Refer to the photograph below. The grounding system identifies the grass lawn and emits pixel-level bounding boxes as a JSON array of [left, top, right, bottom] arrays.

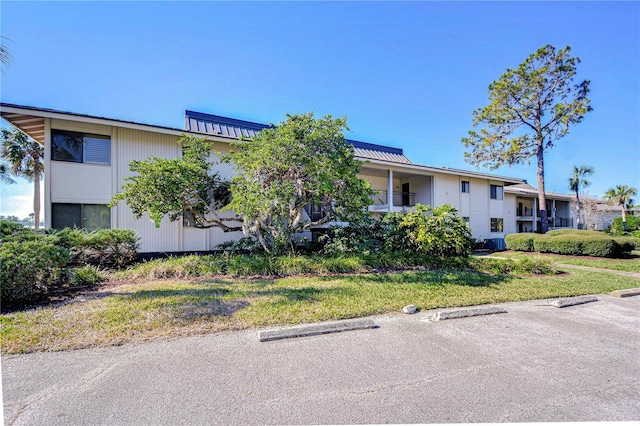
[[485, 251, 640, 273], [2, 267, 639, 354]]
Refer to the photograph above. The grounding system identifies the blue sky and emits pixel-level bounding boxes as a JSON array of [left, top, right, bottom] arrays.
[[1, 1, 639, 218]]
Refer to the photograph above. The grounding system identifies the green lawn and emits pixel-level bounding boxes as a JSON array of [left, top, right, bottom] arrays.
[[485, 251, 640, 273], [2, 268, 638, 354]]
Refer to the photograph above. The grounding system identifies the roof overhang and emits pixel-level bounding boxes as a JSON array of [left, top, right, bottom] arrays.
[[359, 157, 525, 184], [0, 103, 235, 145]]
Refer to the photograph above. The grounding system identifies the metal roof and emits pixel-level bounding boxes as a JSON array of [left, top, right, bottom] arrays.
[[505, 183, 574, 200], [184, 110, 412, 164], [0, 103, 525, 184]]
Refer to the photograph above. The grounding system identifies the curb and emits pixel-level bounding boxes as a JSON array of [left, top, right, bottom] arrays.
[[258, 318, 377, 342], [424, 306, 507, 322], [548, 295, 598, 308], [611, 288, 640, 298]]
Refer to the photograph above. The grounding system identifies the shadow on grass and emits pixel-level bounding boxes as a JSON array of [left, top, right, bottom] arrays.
[[323, 269, 511, 288]]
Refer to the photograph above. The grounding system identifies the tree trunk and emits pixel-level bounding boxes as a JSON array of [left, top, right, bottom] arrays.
[[536, 145, 549, 234], [575, 193, 581, 229], [621, 206, 627, 231], [33, 157, 41, 231]]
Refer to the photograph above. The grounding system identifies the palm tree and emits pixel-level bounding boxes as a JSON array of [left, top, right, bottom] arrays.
[[0, 164, 16, 184], [603, 185, 638, 231], [0, 36, 11, 72], [568, 165, 594, 229], [1, 128, 44, 230]]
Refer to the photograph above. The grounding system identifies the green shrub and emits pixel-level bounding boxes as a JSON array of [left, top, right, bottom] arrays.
[[0, 220, 41, 243], [580, 237, 616, 257], [471, 256, 558, 275], [321, 217, 385, 255], [69, 265, 105, 286], [505, 233, 538, 251], [83, 229, 140, 267], [0, 239, 70, 306], [534, 235, 583, 255], [383, 204, 474, 257], [51, 228, 139, 267], [609, 215, 640, 233], [507, 229, 635, 258], [217, 237, 264, 254], [546, 229, 603, 237]]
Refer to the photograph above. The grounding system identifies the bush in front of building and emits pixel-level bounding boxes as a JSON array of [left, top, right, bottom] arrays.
[[606, 215, 640, 234], [0, 238, 70, 305], [506, 229, 635, 257], [504, 233, 539, 252], [0, 221, 138, 309], [54, 228, 140, 267], [382, 204, 475, 257]]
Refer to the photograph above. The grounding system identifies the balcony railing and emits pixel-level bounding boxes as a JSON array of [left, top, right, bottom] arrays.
[[304, 203, 328, 222], [372, 190, 416, 207], [550, 217, 573, 228], [516, 207, 534, 217]]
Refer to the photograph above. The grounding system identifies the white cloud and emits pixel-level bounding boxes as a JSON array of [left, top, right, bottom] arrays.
[[0, 179, 44, 219]]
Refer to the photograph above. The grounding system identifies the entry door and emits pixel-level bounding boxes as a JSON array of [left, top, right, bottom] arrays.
[[402, 182, 410, 206]]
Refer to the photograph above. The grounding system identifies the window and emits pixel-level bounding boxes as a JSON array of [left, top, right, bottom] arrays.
[[461, 181, 470, 193], [183, 209, 198, 227], [490, 218, 504, 233], [52, 130, 111, 165], [52, 203, 111, 231], [490, 185, 503, 200], [462, 216, 470, 223]]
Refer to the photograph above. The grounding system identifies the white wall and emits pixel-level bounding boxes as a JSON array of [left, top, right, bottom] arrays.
[[433, 174, 509, 241]]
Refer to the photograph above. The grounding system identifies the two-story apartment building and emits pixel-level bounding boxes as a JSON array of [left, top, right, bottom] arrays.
[[1, 103, 576, 253]]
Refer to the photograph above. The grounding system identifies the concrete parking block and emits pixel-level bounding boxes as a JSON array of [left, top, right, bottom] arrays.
[[611, 288, 640, 298], [258, 318, 377, 342], [549, 295, 598, 308], [430, 306, 507, 321]]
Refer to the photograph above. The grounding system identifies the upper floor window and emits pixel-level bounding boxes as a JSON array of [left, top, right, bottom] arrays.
[[490, 185, 503, 200], [461, 181, 470, 193], [52, 130, 111, 165]]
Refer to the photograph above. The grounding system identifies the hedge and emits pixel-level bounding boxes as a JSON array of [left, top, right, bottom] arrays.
[[504, 233, 538, 252], [506, 230, 635, 258]]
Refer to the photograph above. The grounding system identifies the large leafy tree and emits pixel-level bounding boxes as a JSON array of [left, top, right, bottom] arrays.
[[603, 185, 637, 231], [462, 44, 592, 233], [110, 135, 242, 232], [1, 128, 44, 230], [568, 164, 594, 229], [223, 113, 373, 253]]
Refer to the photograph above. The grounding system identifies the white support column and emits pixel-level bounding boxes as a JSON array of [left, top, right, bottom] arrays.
[[44, 118, 52, 229], [552, 199, 556, 228], [532, 198, 537, 232], [387, 169, 394, 213]]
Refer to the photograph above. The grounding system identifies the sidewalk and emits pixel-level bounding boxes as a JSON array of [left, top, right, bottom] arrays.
[[555, 263, 640, 279]]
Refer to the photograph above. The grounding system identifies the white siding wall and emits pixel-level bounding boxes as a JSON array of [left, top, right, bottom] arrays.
[[49, 119, 113, 205], [503, 193, 517, 235], [469, 178, 490, 240], [114, 128, 182, 252], [433, 173, 461, 209]]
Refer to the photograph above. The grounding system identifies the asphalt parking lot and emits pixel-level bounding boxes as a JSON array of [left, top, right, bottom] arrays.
[[2, 294, 639, 425]]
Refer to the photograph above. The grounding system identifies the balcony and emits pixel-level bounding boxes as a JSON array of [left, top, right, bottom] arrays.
[[550, 217, 573, 228], [372, 190, 416, 207], [516, 207, 534, 217]]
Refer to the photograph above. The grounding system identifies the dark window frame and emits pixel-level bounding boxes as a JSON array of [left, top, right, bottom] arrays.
[[51, 129, 111, 165], [490, 185, 504, 200], [490, 217, 504, 233], [461, 181, 470, 193], [52, 203, 111, 231]]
